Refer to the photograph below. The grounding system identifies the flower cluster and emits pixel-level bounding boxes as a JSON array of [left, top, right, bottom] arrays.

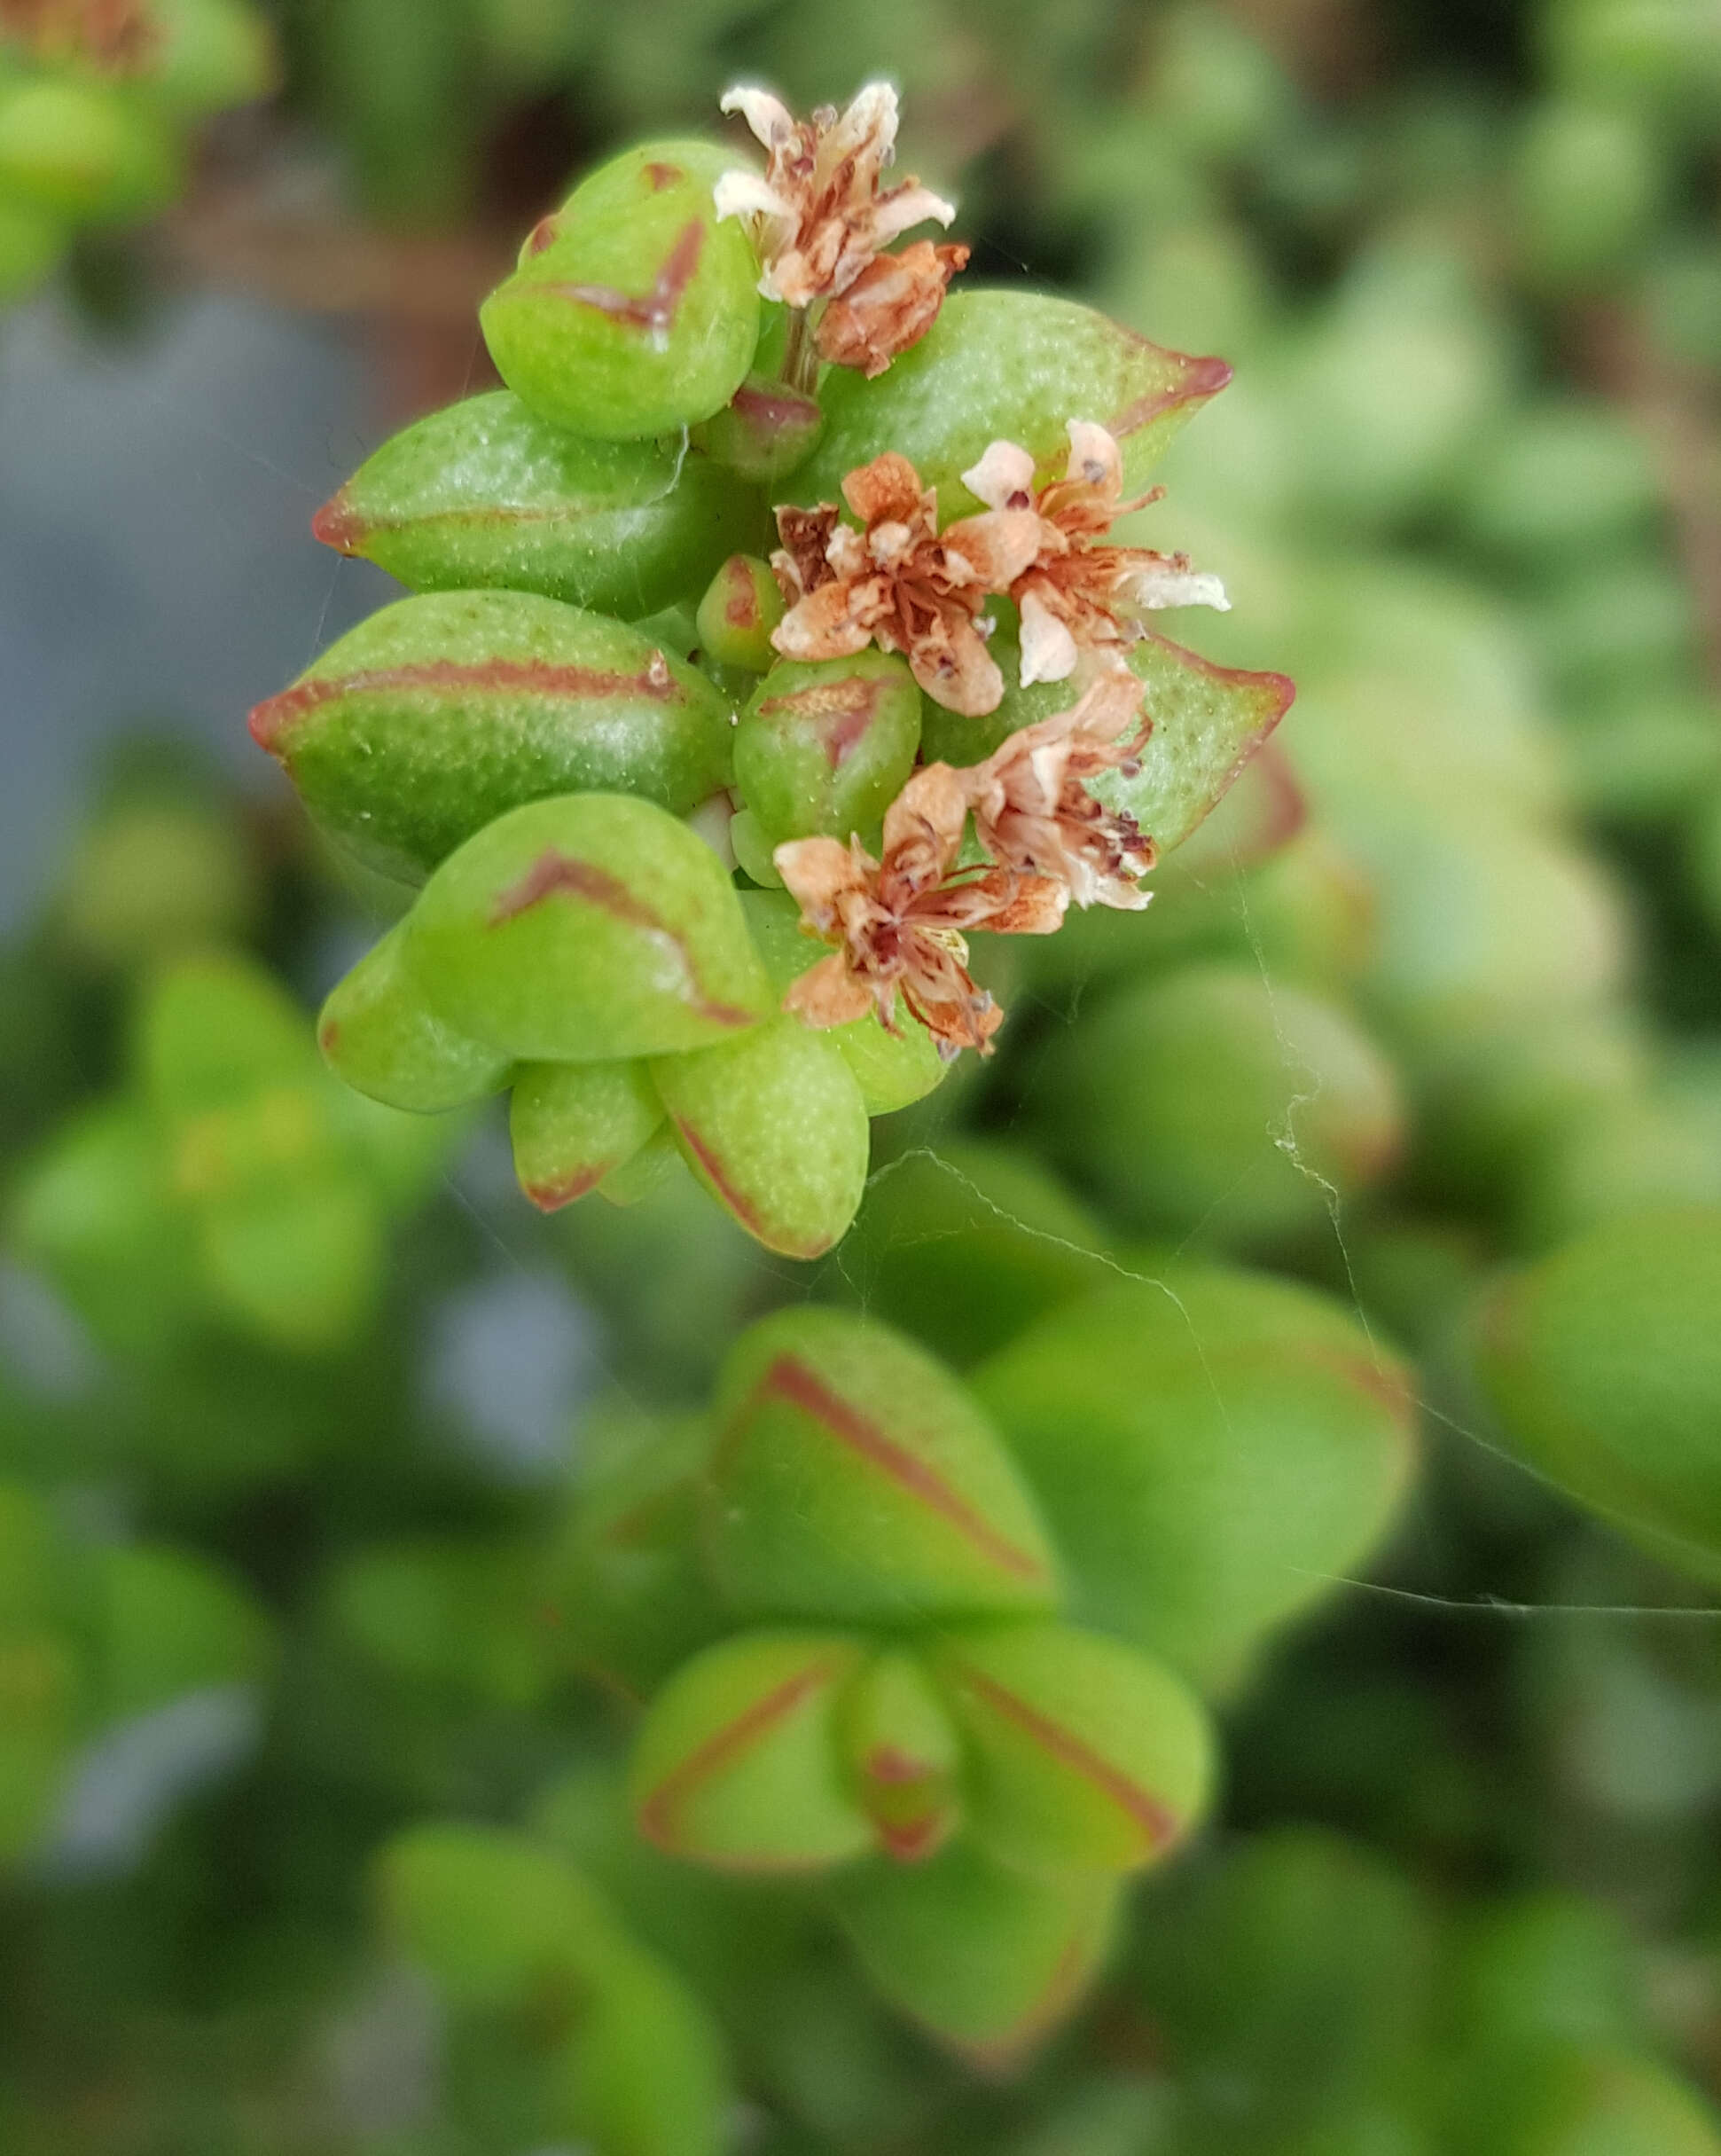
[[773, 420, 1228, 713], [715, 82, 967, 380], [777, 671, 1159, 1056]]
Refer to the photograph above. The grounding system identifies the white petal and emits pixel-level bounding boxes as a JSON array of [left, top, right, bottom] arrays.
[[834, 81, 900, 163], [720, 85, 794, 149], [712, 169, 792, 223], [869, 183, 958, 242], [961, 439, 1038, 512], [1019, 591, 1080, 685], [1130, 567, 1231, 612], [1065, 419, 1123, 490]]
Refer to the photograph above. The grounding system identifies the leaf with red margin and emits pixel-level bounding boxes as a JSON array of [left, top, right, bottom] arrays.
[[628, 1630, 872, 1872], [790, 290, 1232, 516], [925, 631, 1295, 858], [926, 1619, 1216, 1878]]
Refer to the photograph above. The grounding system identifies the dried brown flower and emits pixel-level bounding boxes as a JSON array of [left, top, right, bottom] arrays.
[[714, 82, 957, 310], [962, 422, 1230, 686], [774, 762, 1067, 1057], [815, 239, 970, 377], [770, 451, 1041, 716], [964, 672, 1158, 911]]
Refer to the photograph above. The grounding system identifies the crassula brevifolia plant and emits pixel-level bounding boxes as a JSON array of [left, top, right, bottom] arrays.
[[236, 79, 1349, 2107], [253, 79, 1293, 1262]]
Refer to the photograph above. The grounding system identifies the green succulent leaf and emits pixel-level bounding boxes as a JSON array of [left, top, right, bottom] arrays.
[[249, 591, 738, 883], [480, 140, 761, 439], [651, 1015, 871, 1259], [318, 920, 514, 1116], [794, 290, 1232, 516], [404, 793, 772, 1064], [973, 1267, 1417, 1690], [314, 391, 760, 616], [1468, 1206, 1721, 1585], [831, 1838, 1123, 2066], [707, 1305, 1062, 1623], [629, 1629, 873, 1872], [926, 1619, 1216, 1878]]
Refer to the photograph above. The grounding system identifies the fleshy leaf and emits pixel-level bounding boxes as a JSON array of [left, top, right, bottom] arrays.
[[793, 290, 1232, 516], [831, 1838, 1122, 2065], [973, 1266, 1417, 1691], [480, 140, 761, 440], [925, 1619, 1215, 1878], [404, 794, 772, 1064], [923, 631, 1295, 856], [706, 1306, 1061, 1622], [314, 390, 760, 616], [629, 1629, 872, 1872], [511, 1060, 665, 1213], [650, 1015, 870, 1259], [318, 920, 514, 1116], [249, 591, 737, 883], [1468, 1206, 1721, 1586]]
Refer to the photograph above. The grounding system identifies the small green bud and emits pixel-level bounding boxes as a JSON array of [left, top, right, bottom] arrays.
[[318, 920, 513, 1115], [973, 1269, 1416, 1689], [249, 591, 738, 882], [314, 392, 757, 616], [838, 1650, 964, 1864], [927, 1619, 1214, 1878], [738, 889, 946, 1115], [707, 1306, 1061, 1622], [1039, 963, 1405, 1250], [598, 1122, 684, 1208], [699, 372, 825, 484], [694, 554, 786, 674], [831, 1838, 1122, 2065], [481, 140, 761, 439], [794, 290, 1232, 514], [404, 793, 771, 1064], [511, 1059, 664, 1213], [650, 1015, 870, 1258], [1468, 1207, 1721, 1582], [729, 806, 783, 889], [736, 653, 923, 850], [629, 1630, 873, 1871]]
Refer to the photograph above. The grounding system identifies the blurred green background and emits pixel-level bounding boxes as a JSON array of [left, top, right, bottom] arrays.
[[4, 0, 1721, 2150]]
